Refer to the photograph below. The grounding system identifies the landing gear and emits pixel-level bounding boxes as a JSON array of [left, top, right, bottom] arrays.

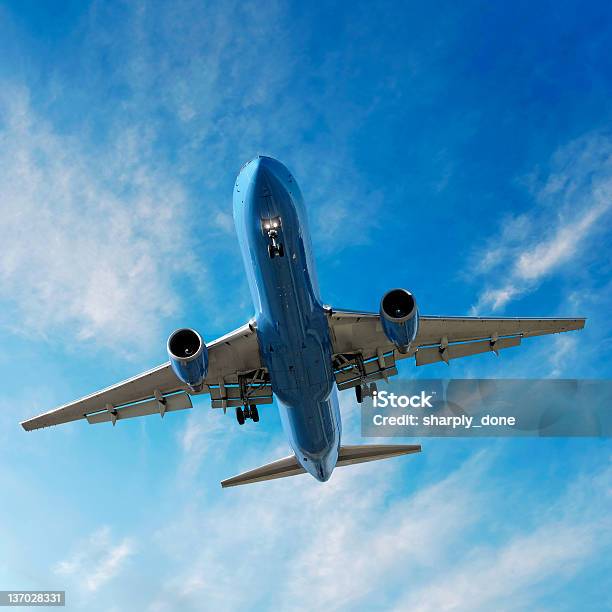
[[263, 217, 284, 258], [268, 241, 284, 258], [355, 382, 378, 404], [267, 234, 284, 258], [236, 405, 260, 424], [236, 406, 245, 425]]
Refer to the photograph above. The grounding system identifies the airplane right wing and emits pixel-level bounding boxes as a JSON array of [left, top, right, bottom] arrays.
[[412, 315, 586, 365], [21, 323, 267, 430], [328, 309, 585, 390]]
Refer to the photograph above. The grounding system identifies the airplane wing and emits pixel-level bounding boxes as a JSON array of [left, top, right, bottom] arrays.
[[328, 309, 585, 390], [21, 323, 266, 431]]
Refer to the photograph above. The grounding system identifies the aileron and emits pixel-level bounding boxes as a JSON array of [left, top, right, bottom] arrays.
[[415, 315, 586, 346]]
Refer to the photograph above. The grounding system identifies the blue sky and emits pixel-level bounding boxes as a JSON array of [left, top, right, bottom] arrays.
[[0, 1, 611, 610]]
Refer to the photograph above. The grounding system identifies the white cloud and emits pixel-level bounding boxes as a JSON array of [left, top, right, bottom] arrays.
[[547, 334, 578, 377], [150, 451, 470, 608], [212, 211, 235, 234], [141, 445, 611, 612], [405, 522, 597, 612], [514, 203, 607, 282], [0, 0, 385, 353], [400, 465, 612, 612], [54, 526, 135, 592], [0, 86, 199, 353], [177, 408, 231, 481], [470, 131, 612, 314]]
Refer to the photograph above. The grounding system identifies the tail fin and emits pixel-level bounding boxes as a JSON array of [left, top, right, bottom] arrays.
[[221, 444, 421, 488]]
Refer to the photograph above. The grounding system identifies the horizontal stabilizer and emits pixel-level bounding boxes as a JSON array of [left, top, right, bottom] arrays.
[[221, 444, 421, 488], [337, 444, 421, 466]]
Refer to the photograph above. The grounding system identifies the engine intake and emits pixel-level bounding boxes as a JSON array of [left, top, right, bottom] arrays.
[[167, 328, 208, 390], [380, 288, 419, 354]]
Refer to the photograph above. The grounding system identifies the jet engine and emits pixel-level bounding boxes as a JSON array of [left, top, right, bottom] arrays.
[[167, 328, 208, 390], [379, 288, 419, 354]]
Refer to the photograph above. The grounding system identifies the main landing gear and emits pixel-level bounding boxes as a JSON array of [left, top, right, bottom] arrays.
[[236, 405, 260, 425], [355, 382, 378, 404]]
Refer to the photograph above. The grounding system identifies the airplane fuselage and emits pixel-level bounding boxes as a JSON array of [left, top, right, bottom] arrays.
[[233, 156, 341, 481]]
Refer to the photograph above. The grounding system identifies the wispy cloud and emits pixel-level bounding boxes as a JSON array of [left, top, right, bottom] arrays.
[[469, 131, 612, 313], [54, 526, 135, 592], [0, 86, 197, 353], [402, 464, 612, 611], [145, 447, 611, 611], [211, 211, 235, 235], [407, 521, 599, 612], [0, 0, 385, 352], [177, 408, 232, 481]]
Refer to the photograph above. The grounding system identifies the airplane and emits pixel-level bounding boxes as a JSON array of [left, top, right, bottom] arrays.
[[21, 156, 586, 487]]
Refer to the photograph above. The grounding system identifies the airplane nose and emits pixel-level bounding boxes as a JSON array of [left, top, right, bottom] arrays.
[[238, 156, 295, 203], [249, 157, 295, 216], [250, 157, 277, 193], [256, 154, 298, 183], [249, 155, 276, 177]]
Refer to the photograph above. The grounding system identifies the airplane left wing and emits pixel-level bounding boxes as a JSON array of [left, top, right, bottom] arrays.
[[328, 309, 585, 390], [21, 323, 264, 430]]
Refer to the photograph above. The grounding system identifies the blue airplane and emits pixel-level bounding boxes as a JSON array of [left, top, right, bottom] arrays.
[[22, 156, 585, 487]]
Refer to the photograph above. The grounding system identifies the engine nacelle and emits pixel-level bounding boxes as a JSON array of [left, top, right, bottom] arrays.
[[379, 288, 419, 354], [167, 328, 208, 390]]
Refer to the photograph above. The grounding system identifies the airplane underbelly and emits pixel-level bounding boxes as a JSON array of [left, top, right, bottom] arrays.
[[234, 155, 341, 479], [257, 272, 339, 458]]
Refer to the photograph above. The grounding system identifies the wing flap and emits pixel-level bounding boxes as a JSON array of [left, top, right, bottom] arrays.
[[334, 351, 398, 390], [86, 392, 192, 425], [416, 336, 521, 366]]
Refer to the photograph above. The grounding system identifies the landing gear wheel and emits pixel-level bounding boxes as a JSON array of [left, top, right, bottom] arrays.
[[251, 405, 259, 422], [268, 243, 284, 258], [355, 384, 363, 404], [236, 407, 245, 425], [369, 382, 378, 395]]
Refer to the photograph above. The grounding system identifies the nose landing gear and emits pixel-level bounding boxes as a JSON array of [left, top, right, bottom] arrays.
[[263, 217, 284, 258], [268, 238, 284, 259]]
